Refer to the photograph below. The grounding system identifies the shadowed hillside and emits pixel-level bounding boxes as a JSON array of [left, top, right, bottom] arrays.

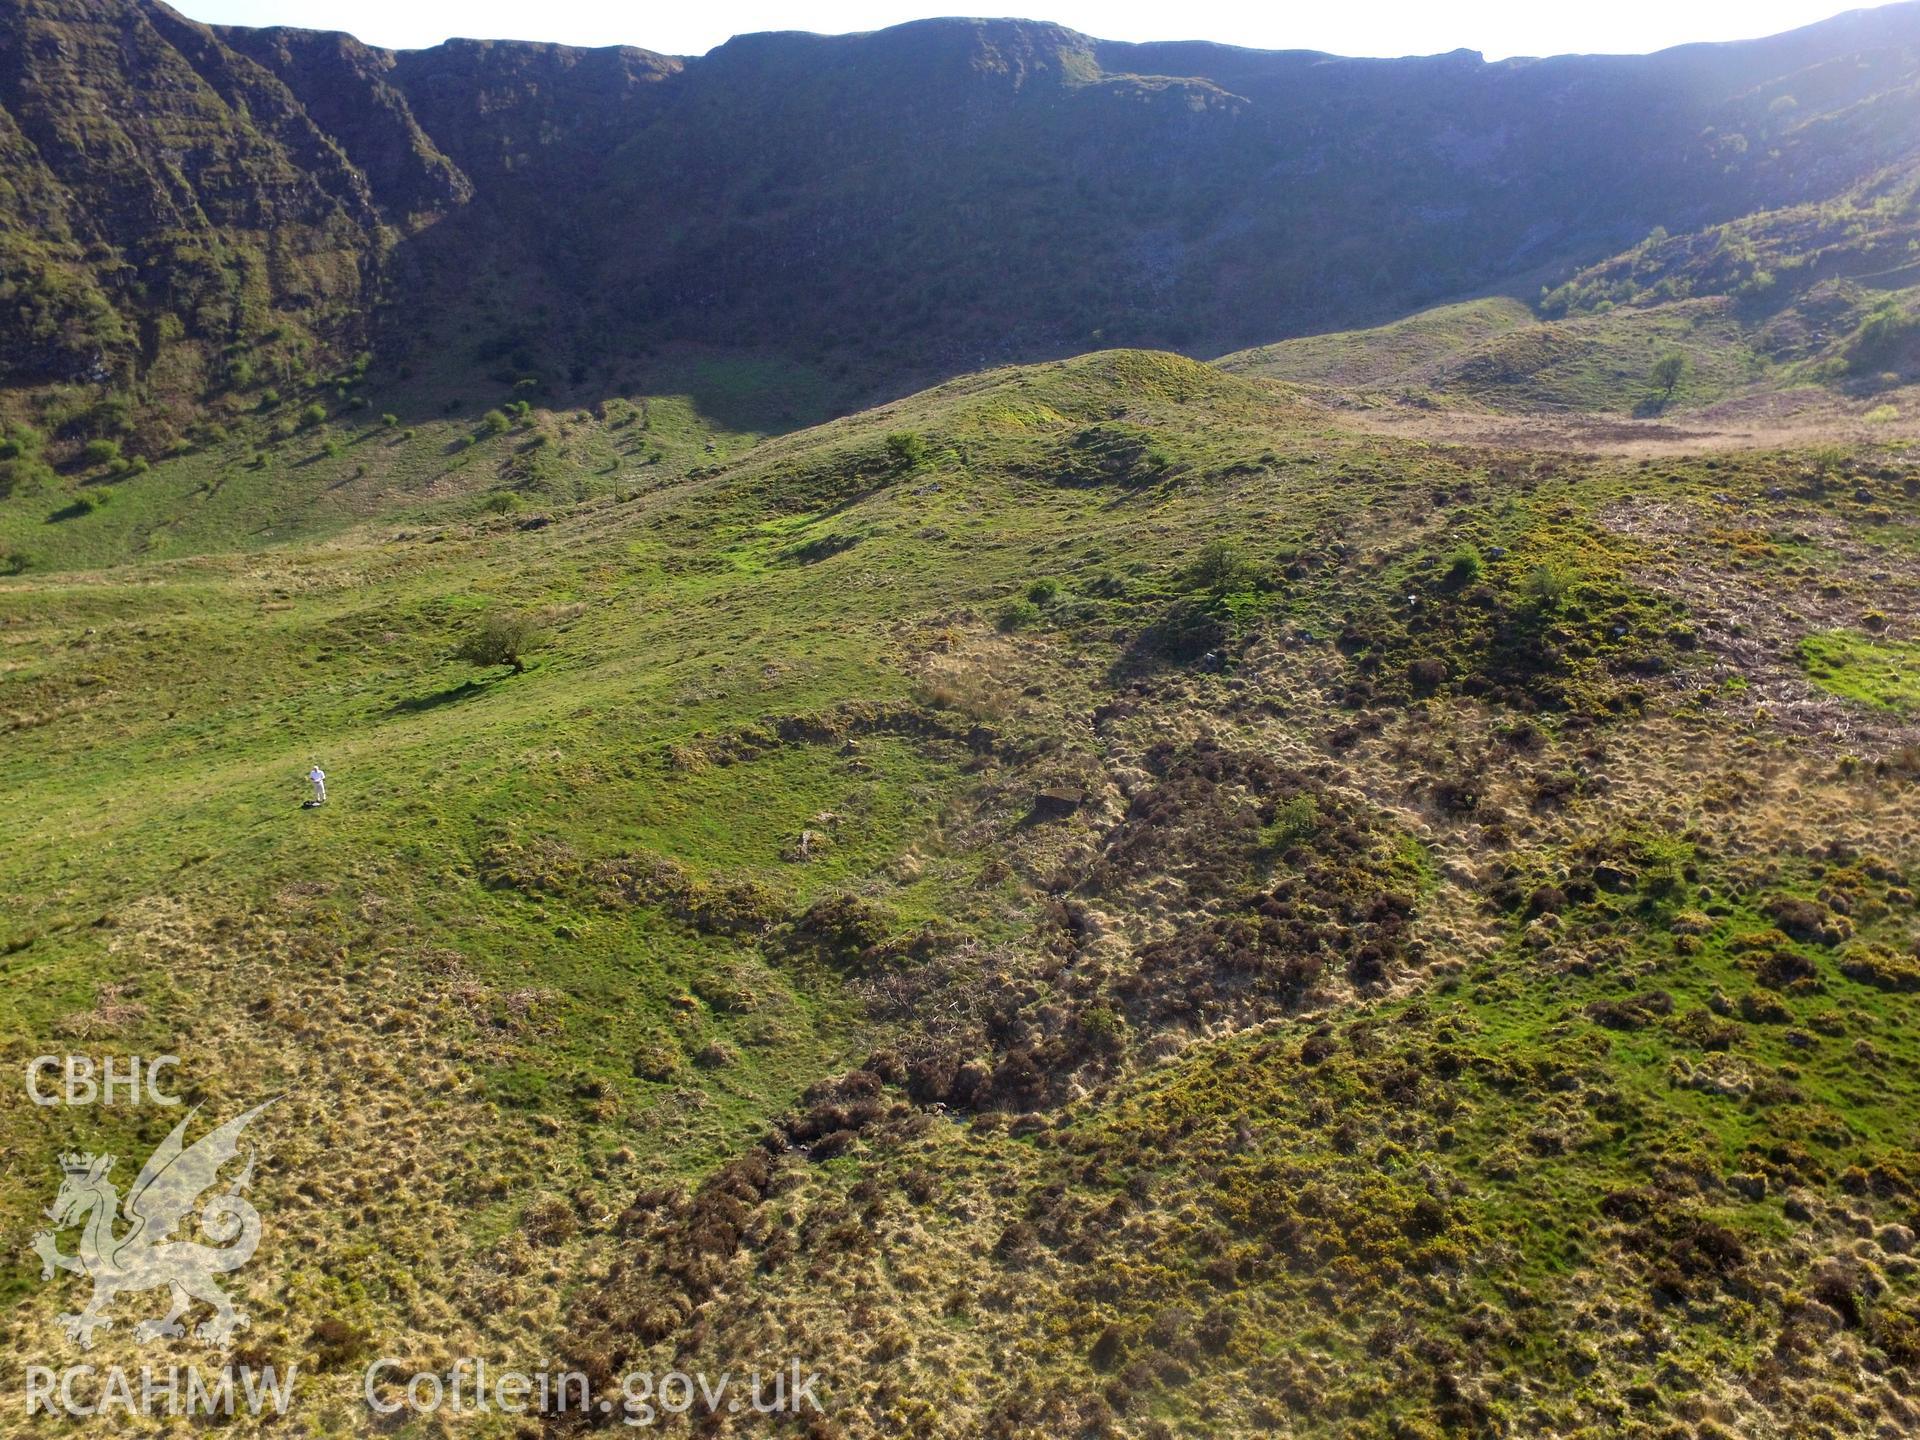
[[5, 0, 1920, 454]]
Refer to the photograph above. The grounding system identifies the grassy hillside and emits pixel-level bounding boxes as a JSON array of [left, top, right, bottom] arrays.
[[1218, 295, 1775, 414], [1215, 297, 1540, 389], [1219, 285, 1920, 418], [6, 348, 1920, 1436], [0, 346, 849, 575], [1542, 159, 1920, 322]]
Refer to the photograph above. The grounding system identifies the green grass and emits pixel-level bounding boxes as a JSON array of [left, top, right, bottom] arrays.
[[0, 349, 846, 576], [1216, 296, 1537, 387], [1799, 628, 1920, 711]]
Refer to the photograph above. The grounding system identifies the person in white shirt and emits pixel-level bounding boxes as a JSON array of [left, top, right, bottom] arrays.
[[307, 764, 327, 805]]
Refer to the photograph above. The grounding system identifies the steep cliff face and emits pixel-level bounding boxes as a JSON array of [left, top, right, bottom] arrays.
[[384, 38, 679, 186], [3, 0, 1920, 433], [216, 23, 469, 221], [574, 10, 1920, 371], [0, 0, 427, 396], [1, 5, 448, 442]]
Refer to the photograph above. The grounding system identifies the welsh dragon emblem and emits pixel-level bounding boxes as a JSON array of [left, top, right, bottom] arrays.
[[29, 1100, 276, 1349]]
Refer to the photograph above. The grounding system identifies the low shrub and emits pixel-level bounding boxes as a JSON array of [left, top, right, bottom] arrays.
[[1523, 563, 1570, 610], [455, 609, 547, 674], [884, 431, 929, 471], [1444, 544, 1484, 588], [1186, 539, 1259, 595]]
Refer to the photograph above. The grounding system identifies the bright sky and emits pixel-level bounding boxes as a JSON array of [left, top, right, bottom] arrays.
[[173, 0, 1905, 60]]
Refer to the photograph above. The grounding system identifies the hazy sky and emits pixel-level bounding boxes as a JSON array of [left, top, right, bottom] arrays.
[[172, 0, 1903, 60]]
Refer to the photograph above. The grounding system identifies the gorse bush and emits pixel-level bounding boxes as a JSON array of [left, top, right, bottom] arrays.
[[1266, 793, 1320, 848], [53, 488, 110, 519], [1444, 544, 1484, 588], [74, 394, 132, 440], [884, 431, 929, 471], [1523, 563, 1570, 610], [1185, 539, 1259, 595], [997, 599, 1042, 632], [0, 455, 54, 499]]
